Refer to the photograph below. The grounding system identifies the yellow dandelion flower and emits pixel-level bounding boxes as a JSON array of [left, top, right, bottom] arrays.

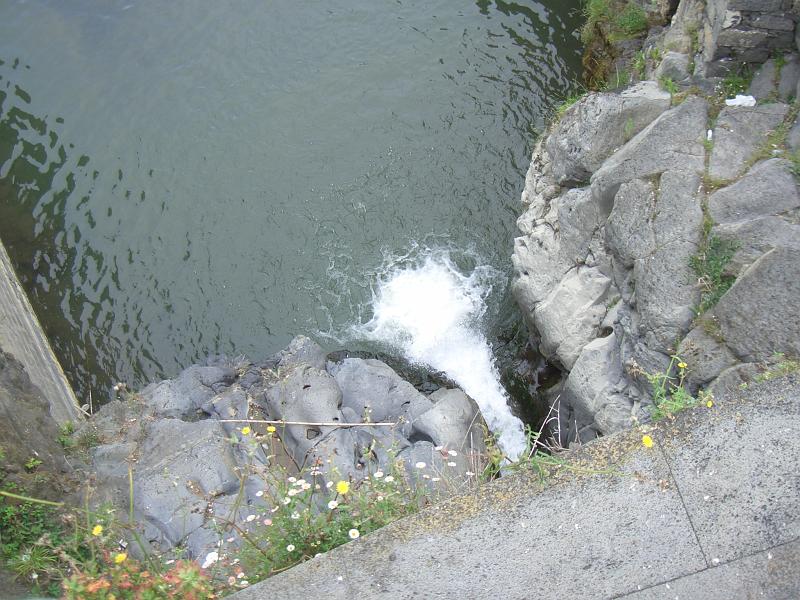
[[706, 400, 714, 408], [677, 362, 687, 369], [642, 435, 654, 448], [113, 552, 127, 564], [241, 426, 251, 436], [92, 524, 103, 536], [335, 480, 350, 495], [267, 425, 276, 434]]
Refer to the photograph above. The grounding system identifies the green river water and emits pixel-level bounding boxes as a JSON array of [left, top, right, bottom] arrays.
[[0, 0, 582, 404]]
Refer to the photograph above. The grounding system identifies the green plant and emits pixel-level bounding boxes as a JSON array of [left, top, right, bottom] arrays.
[[581, 0, 648, 45], [210, 428, 438, 588], [554, 92, 585, 120], [720, 68, 752, 98], [660, 76, 678, 95], [63, 557, 214, 599], [632, 50, 647, 79], [614, 3, 648, 39], [755, 353, 800, 382], [635, 356, 703, 420], [604, 68, 631, 90], [690, 236, 738, 314], [24, 457, 43, 472], [58, 422, 75, 449]]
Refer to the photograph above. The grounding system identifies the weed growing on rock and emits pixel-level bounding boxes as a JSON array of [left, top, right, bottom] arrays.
[[755, 353, 800, 383], [690, 236, 738, 314], [720, 68, 753, 99], [634, 356, 709, 421], [208, 428, 438, 590]]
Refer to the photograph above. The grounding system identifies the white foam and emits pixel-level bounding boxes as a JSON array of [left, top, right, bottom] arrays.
[[355, 249, 527, 459]]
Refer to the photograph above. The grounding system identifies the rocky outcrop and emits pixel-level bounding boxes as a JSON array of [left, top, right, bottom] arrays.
[[75, 336, 486, 559], [513, 71, 800, 444]]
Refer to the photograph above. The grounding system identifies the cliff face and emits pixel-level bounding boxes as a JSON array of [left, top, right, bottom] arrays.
[[511, 0, 800, 445]]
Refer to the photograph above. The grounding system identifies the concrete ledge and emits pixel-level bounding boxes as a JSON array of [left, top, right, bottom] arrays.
[[0, 237, 82, 425]]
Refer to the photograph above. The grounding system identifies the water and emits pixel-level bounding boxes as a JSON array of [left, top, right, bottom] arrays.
[[0, 1, 583, 414], [354, 247, 526, 457]]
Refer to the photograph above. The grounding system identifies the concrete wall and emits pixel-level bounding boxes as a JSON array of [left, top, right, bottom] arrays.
[[0, 238, 83, 425]]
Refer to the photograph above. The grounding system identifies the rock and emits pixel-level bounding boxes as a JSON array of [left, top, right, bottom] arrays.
[[513, 185, 604, 303], [262, 364, 344, 465], [397, 441, 450, 490], [545, 82, 671, 186], [707, 363, 760, 398], [708, 103, 790, 181], [140, 365, 236, 419], [712, 247, 800, 363], [677, 326, 739, 391], [605, 179, 658, 266], [788, 118, 800, 152], [747, 58, 779, 100], [410, 388, 486, 458], [632, 171, 703, 348], [778, 55, 800, 101], [274, 335, 328, 371], [201, 387, 249, 435], [655, 52, 692, 82], [708, 159, 800, 225], [713, 216, 800, 276], [329, 358, 429, 424], [562, 333, 636, 440], [90, 417, 245, 556], [535, 266, 613, 370], [591, 97, 707, 213]]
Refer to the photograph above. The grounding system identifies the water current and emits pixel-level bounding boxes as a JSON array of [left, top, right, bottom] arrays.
[[0, 1, 583, 445]]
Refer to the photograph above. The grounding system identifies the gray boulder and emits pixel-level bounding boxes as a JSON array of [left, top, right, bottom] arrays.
[[273, 334, 328, 371], [655, 52, 692, 83], [748, 55, 800, 102], [632, 171, 703, 348], [410, 388, 486, 459], [535, 266, 613, 370], [713, 216, 800, 277], [708, 104, 790, 181], [708, 159, 800, 225], [676, 326, 739, 392], [329, 357, 429, 425], [512, 186, 606, 336], [605, 178, 658, 266], [140, 364, 236, 419], [712, 247, 800, 363], [561, 333, 636, 441], [546, 81, 671, 186], [591, 97, 707, 213]]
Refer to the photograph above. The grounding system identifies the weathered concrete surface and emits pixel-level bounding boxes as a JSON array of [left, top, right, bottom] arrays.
[[234, 376, 800, 600], [0, 238, 82, 425]]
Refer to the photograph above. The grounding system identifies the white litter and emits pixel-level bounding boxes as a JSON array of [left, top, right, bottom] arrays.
[[725, 94, 756, 107]]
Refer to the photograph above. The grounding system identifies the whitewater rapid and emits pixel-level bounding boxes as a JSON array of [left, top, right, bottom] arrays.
[[355, 249, 527, 459]]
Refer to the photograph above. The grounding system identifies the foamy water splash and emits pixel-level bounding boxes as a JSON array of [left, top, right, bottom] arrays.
[[354, 249, 526, 459]]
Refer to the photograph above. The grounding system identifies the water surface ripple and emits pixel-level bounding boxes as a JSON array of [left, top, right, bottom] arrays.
[[0, 0, 583, 402]]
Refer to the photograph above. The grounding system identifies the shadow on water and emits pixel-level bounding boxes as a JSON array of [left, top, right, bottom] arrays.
[[0, 1, 585, 410]]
